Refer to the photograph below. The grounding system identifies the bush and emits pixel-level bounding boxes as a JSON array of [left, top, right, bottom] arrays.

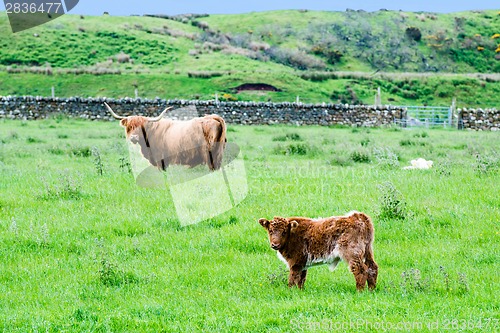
[[272, 133, 303, 142], [274, 143, 314, 156], [373, 147, 399, 168], [265, 47, 326, 70], [377, 182, 407, 220], [350, 150, 371, 163], [405, 27, 422, 41]]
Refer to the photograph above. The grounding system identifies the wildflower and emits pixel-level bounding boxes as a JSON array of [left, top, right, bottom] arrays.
[[477, 46, 484, 51], [496, 45, 500, 53], [492, 33, 500, 39]]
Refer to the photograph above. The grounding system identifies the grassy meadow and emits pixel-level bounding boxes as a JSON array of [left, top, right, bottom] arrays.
[[0, 118, 499, 332]]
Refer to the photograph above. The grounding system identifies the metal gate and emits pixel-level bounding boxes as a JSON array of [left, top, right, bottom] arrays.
[[396, 105, 453, 128]]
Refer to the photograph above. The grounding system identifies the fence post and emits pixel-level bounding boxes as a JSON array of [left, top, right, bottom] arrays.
[[374, 87, 381, 106], [51, 86, 55, 98], [450, 97, 456, 128], [135, 88, 139, 99]]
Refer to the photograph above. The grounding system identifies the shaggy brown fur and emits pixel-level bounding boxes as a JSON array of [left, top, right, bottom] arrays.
[[119, 115, 226, 171], [259, 211, 378, 291]]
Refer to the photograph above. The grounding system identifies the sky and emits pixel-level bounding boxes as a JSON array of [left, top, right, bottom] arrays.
[[1, 0, 499, 16]]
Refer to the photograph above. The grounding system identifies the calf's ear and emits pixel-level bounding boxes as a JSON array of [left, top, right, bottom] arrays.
[[290, 220, 299, 231], [258, 218, 270, 228], [120, 118, 129, 127]]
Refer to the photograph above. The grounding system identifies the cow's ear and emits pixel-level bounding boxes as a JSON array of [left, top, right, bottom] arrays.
[[258, 218, 270, 229], [120, 118, 128, 127], [289, 220, 299, 231]]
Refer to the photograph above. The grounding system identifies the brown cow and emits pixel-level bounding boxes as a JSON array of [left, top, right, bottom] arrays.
[[259, 211, 378, 291], [105, 103, 226, 171]]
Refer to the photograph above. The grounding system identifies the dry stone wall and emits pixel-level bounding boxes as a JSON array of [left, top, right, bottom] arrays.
[[1, 96, 498, 130], [458, 108, 500, 131], [0, 96, 405, 127]]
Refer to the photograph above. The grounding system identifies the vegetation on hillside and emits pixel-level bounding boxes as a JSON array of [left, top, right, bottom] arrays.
[[0, 9, 499, 106]]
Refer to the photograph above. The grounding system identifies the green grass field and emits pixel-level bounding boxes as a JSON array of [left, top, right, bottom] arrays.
[[0, 119, 499, 332]]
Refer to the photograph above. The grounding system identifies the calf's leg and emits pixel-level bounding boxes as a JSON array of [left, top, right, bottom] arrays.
[[297, 270, 308, 289], [288, 266, 305, 288], [347, 257, 368, 291], [365, 253, 378, 290]]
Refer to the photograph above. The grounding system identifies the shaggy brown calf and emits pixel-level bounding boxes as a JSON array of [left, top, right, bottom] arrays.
[[259, 211, 378, 290]]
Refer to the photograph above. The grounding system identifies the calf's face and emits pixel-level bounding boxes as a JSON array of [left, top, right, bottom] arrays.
[[259, 217, 298, 250]]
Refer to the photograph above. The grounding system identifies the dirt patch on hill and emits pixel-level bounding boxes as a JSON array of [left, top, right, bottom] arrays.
[[233, 83, 281, 92]]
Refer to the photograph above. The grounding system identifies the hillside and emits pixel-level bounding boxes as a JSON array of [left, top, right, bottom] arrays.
[[0, 9, 499, 107]]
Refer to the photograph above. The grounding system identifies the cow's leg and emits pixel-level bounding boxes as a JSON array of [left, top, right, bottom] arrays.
[[365, 249, 378, 290], [297, 270, 308, 289], [347, 256, 368, 291], [288, 266, 304, 288]]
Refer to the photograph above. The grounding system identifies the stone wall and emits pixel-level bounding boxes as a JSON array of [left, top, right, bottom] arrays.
[[0, 96, 406, 127], [2, 96, 498, 130], [458, 108, 500, 131]]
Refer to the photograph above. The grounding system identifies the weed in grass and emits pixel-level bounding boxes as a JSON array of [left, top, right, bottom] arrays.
[[92, 146, 104, 176], [272, 132, 303, 142], [388, 126, 402, 132], [400, 139, 412, 146], [474, 152, 499, 175], [435, 160, 452, 176], [98, 257, 139, 287], [26, 136, 44, 143], [377, 181, 407, 220], [57, 134, 69, 139], [373, 147, 399, 168], [48, 147, 65, 155], [267, 268, 288, 286], [119, 156, 132, 173], [350, 150, 371, 163], [9, 217, 18, 236], [327, 155, 353, 167], [401, 268, 429, 294], [457, 272, 469, 294], [9, 131, 19, 140], [40, 171, 83, 200], [413, 131, 429, 138], [360, 138, 370, 147], [70, 146, 92, 157], [439, 266, 451, 291], [274, 143, 314, 156]]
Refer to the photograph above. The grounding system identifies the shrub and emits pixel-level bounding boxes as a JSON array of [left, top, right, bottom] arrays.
[[265, 47, 326, 70], [405, 27, 422, 42], [272, 133, 303, 142], [350, 150, 371, 163], [360, 138, 370, 147], [274, 143, 314, 156], [99, 258, 139, 287], [40, 171, 83, 200], [475, 152, 499, 175], [27, 137, 44, 143], [70, 146, 92, 157], [377, 182, 407, 220], [373, 147, 399, 168]]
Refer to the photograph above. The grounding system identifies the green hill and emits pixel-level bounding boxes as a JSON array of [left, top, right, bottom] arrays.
[[0, 9, 499, 107]]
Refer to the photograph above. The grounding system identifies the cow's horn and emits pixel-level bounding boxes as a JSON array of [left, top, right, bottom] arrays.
[[104, 102, 126, 120], [148, 106, 173, 122]]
